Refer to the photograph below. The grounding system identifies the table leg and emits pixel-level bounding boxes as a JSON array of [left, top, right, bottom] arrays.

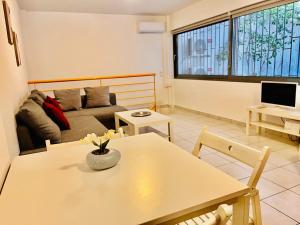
[[168, 121, 174, 143], [129, 124, 139, 136], [115, 116, 120, 130], [256, 113, 262, 135], [232, 195, 250, 225], [246, 110, 251, 136]]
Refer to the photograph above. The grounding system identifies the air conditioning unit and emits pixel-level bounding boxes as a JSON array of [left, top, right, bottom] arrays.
[[137, 21, 165, 33]]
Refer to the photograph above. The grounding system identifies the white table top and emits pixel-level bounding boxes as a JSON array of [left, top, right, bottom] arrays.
[[0, 133, 249, 225], [115, 109, 172, 126]]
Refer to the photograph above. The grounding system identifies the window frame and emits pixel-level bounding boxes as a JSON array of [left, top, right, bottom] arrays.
[[173, 0, 300, 83]]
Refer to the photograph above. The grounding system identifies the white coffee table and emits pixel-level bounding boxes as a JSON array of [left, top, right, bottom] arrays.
[[115, 109, 174, 142]]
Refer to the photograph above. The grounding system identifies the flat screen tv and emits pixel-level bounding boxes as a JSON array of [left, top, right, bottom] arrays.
[[261, 81, 298, 108]]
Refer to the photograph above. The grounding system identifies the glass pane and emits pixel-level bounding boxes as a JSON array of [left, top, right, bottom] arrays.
[[232, 1, 300, 77], [176, 20, 229, 76]]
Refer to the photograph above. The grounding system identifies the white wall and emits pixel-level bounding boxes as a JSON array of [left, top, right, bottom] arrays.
[[170, 0, 272, 122], [0, 113, 10, 188], [20, 11, 169, 105], [0, 0, 29, 185]]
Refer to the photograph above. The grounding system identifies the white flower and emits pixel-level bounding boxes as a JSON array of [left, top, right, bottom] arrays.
[[80, 133, 100, 146], [80, 130, 116, 146], [104, 130, 115, 140]]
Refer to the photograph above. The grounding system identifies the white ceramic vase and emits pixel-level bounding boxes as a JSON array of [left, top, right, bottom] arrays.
[[86, 149, 121, 171]]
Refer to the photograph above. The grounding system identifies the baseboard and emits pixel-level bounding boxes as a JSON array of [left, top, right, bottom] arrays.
[[174, 105, 245, 126], [157, 104, 172, 109]]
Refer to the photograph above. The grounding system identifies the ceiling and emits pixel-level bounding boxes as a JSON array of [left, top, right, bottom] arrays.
[[17, 0, 199, 15]]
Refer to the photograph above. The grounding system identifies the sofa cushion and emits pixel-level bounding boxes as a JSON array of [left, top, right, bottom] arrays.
[[81, 93, 117, 108], [54, 89, 81, 111], [16, 123, 45, 151], [84, 86, 111, 108], [64, 105, 127, 121], [31, 89, 47, 100], [28, 93, 44, 106], [16, 99, 61, 144], [61, 116, 107, 143], [20, 147, 47, 155], [43, 102, 70, 130]]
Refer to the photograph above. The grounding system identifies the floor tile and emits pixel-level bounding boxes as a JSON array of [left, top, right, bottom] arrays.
[[240, 177, 285, 199], [175, 139, 195, 153], [217, 163, 251, 180], [260, 202, 298, 225], [263, 162, 278, 172], [263, 168, 300, 189], [264, 190, 300, 222], [198, 145, 216, 156], [290, 185, 300, 195], [267, 150, 300, 167], [283, 161, 300, 175]]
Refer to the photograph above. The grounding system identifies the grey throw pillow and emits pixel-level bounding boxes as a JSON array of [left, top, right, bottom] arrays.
[[28, 93, 44, 106], [17, 99, 61, 144], [31, 89, 47, 100], [54, 89, 81, 111], [84, 86, 111, 108]]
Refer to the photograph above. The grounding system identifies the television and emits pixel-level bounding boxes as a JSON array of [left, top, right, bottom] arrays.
[[261, 81, 298, 108]]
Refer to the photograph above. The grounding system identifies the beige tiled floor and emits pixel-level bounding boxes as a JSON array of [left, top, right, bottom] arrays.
[[150, 107, 300, 225]]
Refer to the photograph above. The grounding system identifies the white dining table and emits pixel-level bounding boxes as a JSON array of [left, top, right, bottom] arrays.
[[0, 133, 249, 225]]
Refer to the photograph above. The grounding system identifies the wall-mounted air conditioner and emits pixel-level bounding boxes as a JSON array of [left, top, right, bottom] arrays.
[[137, 21, 165, 33]]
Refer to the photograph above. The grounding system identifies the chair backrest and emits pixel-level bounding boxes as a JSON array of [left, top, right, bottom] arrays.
[[192, 128, 270, 188]]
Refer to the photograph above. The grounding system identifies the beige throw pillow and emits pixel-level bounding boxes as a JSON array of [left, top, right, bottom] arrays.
[[31, 89, 47, 100], [54, 89, 81, 111], [84, 86, 111, 108], [28, 93, 44, 106]]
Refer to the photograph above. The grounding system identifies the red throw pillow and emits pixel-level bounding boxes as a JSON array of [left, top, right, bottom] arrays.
[[43, 102, 70, 130], [45, 96, 61, 110]]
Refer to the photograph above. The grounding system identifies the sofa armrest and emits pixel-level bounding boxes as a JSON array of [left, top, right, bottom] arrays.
[[17, 125, 36, 152], [16, 122, 46, 153], [109, 93, 117, 105]]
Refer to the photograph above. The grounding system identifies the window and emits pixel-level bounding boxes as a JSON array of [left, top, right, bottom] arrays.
[[174, 0, 300, 81], [232, 1, 300, 77], [174, 21, 229, 77]]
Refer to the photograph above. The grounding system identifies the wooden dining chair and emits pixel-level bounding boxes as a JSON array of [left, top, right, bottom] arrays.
[[179, 128, 270, 225]]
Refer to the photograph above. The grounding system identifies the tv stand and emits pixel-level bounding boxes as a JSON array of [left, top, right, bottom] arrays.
[[246, 106, 300, 150]]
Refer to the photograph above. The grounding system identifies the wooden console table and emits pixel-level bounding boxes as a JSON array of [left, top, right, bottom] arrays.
[[246, 106, 300, 139]]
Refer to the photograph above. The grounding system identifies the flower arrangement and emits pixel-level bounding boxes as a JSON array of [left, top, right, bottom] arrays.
[[81, 130, 116, 155]]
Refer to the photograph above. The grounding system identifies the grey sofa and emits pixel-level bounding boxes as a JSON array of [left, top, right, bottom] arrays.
[[16, 93, 127, 155]]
